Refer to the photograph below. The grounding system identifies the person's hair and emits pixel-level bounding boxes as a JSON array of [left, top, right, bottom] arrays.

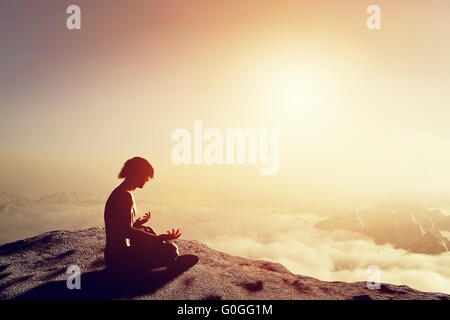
[[118, 157, 154, 180]]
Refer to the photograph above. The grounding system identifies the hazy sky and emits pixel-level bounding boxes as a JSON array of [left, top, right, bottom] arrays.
[[1, 0, 450, 207]]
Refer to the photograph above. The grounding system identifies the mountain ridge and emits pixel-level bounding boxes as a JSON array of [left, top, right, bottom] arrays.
[[315, 201, 450, 254]]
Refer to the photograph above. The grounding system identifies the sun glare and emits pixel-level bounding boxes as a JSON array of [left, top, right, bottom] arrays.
[[251, 55, 335, 132]]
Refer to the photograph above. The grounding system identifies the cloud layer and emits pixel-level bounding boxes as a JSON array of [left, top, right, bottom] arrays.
[[150, 204, 450, 294]]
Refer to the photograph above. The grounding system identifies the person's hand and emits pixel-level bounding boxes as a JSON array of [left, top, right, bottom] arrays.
[[158, 228, 181, 241], [134, 211, 151, 227]]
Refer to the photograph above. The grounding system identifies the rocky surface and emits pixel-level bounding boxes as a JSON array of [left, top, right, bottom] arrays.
[[0, 227, 448, 300]]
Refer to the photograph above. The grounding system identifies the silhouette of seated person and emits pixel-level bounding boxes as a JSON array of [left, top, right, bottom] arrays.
[[104, 157, 181, 276]]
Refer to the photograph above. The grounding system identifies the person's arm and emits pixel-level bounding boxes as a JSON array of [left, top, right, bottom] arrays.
[[117, 192, 161, 243], [127, 227, 161, 243], [117, 193, 180, 242], [127, 222, 181, 242], [133, 211, 151, 228]]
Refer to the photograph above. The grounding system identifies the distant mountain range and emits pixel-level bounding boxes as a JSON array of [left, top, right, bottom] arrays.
[[315, 200, 450, 255], [0, 191, 104, 214]]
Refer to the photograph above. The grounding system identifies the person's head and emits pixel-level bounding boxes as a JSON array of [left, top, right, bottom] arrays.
[[118, 157, 154, 189]]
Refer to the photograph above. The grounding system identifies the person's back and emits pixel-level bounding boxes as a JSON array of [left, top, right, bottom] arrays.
[[104, 186, 132, 266]]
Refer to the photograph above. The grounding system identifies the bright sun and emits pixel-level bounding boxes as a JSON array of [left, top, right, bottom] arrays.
[[252, 56, 335, 131]]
